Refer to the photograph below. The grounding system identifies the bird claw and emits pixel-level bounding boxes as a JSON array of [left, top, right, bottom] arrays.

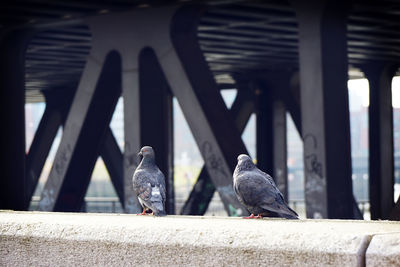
[[243, 214, 255, 219], [243, 214, 263, 219], [136, 210, 147, 216]]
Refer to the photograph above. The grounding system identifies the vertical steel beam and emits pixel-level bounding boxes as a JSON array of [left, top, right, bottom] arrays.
[[263, 70, 362, 218], [273, 100, 288, 199], [139, 47, 174, 214], [122, 58, 141, 214], [181, 86, 256, 215], [363, 64, 397, 220], [257, 72, 292, 199], [256, 86, 274, 176], [293, 0, 354, 218], [0, 30, 31, 210], [39, 51, 122, 211], [283, 73, 302, 135]]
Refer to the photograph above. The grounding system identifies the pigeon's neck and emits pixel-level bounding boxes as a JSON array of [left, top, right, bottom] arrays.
[[139, 156, 156, 168]]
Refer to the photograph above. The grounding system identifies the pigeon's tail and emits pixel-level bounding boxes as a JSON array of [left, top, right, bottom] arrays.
[[280, 206, 299, 219], [152, 201, 167, 216], [149, 186, 166, 216], [280, 212, 299, 219], [154, 209, 167, 217], [261, 202, 299, 219]]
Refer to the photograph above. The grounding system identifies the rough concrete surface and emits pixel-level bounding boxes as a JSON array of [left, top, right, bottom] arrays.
[[366, 232, 400, 267], [1, 211, 400, 266]]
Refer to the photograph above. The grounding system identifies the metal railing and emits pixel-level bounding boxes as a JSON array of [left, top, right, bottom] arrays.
[[30, 196, 371, 218]]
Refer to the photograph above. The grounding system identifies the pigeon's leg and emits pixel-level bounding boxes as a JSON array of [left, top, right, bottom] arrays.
[[136, 210, 147, 215], [243, 214, 256, 219], [255, 214, 263, 219]]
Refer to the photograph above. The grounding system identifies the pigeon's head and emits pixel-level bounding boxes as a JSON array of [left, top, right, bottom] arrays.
[[237, 154, 252, 163], [236, 154, 255, 171], [138, 146, 155, 159]]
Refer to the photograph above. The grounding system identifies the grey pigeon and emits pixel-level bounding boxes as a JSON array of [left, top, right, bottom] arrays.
[[233, 154, 298, 219], [132, 146, 167, 216]]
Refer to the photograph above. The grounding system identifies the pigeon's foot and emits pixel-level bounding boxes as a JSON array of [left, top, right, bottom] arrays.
[[243, 214, 256, 219], [136, 210, 147, 216], [255, 214, 263, 219]]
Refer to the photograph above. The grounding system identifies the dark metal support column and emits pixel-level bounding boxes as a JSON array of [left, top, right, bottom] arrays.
[[283, 73, 302, 135], [256, 86, 274, 176], [121, 59, 141, 214], [0, 30, 31, 210], [257, 72, 293, 199], [363, 64, 397, 220], [181, 85, 256, 215], [39, 51, 122, 211], [273, 100, 288, 199], [139, 47, 174, 214], [293, 0, 354, 218]]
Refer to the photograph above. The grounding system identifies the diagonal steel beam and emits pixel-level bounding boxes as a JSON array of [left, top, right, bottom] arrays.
[[25, 90, 73, 209], [25, 84, 126, 209], [168, 5, 251, 216], [100, 129, 124, 208], [181, 85, 256, 215], [38, 51, 122, 211], [52, 5, 255, 215], [27, 92, 125, 210]]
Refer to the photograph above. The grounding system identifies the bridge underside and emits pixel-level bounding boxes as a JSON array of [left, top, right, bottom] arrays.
[[0, 0, 399, 219]]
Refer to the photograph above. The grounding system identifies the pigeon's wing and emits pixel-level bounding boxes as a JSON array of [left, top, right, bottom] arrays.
[[257, 169, 278, 187], [234, 180, 245, 206], [257, 171, 298, 218], [239, 172, 298, 218], [132, 170, 152, 205], [256, 169, 286, 201], [258, 183, 298, 218], [237, 174, 276, 207]]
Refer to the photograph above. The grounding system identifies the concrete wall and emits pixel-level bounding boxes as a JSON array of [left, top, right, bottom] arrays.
[[1, 211, 399, 266]]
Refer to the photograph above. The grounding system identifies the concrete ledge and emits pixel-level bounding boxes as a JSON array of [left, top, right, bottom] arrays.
[[1, 211, 400, 266], [366, 233, 400, 266]]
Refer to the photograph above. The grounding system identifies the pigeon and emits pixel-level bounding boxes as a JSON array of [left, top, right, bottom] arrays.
[[132, 146, 167, 216], [233, 154, 298, 219]]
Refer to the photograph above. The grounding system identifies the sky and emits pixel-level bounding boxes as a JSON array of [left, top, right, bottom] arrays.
[[348, 77, 400, 110]]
